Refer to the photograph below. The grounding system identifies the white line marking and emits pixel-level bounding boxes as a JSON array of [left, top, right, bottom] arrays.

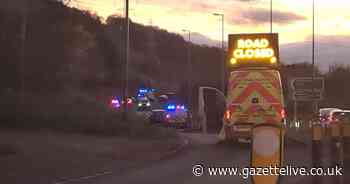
[[52, 171, 113, 184]]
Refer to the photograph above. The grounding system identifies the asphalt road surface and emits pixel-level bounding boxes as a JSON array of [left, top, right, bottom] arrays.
[[65, 132, 312, 184]]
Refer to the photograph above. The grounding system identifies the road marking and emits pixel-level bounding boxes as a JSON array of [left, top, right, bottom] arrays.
[[52, 171, 113, 184]]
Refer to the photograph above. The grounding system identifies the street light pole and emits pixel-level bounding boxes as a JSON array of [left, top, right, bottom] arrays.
[[213, 13, 225, 92], [122, 0, 130, 120], [19, 1, 28, 107], [182, 29, 192, 111], [312, 0, 317, 114], [270, 0, 273, 33]]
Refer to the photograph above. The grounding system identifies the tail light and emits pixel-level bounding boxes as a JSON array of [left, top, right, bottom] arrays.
[[281, 109, 286, 119], [127, 98, 133, 104], [225, 110, 231, 120], [166, 114, 171, 119], [330, 116, 338, 122], [326, 116, 338, 123]]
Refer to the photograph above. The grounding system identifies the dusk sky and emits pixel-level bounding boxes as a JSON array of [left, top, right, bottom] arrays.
[[71, 0, 350, 45]]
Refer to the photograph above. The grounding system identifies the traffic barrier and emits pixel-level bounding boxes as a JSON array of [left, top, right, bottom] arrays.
[[312, 124, 323, 141], [310, 122, 350, 184], [251, 123, 283, 184], [311, 124, 322, 184]]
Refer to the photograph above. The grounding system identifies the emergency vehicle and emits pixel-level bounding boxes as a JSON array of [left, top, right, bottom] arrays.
[[219, 33, 286, 141], [149, 92, 190, 129]]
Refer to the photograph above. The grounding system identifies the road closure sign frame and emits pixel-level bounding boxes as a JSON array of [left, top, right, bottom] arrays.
[[228, 33, 280, 68]]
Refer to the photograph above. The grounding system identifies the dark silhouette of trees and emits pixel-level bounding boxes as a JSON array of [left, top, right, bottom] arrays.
[[1, 0, 349, 115]]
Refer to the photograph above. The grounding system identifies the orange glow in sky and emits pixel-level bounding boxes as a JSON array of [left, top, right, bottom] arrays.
[[71, 0, 350, 44]]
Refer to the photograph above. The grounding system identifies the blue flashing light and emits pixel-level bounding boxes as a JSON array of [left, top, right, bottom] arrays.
[[166, 104, 176, 111], [166, 104, 187, 111], [139, 89, 148, 94], [111, 98, 121, 108]]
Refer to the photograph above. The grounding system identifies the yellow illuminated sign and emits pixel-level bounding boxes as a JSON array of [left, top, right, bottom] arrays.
[[228, 33, 279, 66], [238, 38, 269, 49], [233, 39, 274, 59], [230, 58, 237, 65]]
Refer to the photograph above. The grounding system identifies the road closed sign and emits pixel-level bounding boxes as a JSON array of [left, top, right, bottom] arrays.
[[251, 124, 283, 184], [228, 33, 279, 68]]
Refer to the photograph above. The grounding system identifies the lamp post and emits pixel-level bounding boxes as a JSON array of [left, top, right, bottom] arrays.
[[312, 0, 317, 113], [182, 29, 192, 111], [270, 0, 273, 33], [213, 13, 225, 92], [122, 0, 130, 120]]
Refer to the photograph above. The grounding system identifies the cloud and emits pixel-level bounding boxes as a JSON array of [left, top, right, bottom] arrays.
[[235, 0, 258, 2], [230, 8, 307, 26], [139, 0, 219, 13]]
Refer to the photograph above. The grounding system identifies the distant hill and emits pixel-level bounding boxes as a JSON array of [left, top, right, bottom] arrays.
[[0, 0, 222, 99], [280, 37, 350, 73]]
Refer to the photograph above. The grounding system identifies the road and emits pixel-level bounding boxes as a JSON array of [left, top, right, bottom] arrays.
[[65, 132, 311, 184]]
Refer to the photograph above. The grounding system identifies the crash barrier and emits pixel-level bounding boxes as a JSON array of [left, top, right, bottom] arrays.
[[312, 123, 350, 184], [251, 123, 283, 184]]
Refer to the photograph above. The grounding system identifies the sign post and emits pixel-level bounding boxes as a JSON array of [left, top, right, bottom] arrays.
[[289, 77, 326, 184], [290, 77, 324, 127]]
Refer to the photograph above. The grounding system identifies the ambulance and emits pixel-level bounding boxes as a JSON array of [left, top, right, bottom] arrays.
[[219, 33, 286, 141]]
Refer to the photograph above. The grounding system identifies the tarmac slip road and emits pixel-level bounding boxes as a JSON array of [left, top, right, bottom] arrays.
[[65, 133, 311, 184]]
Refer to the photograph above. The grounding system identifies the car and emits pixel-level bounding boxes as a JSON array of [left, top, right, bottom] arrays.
[[110, 96, 134, 110], [319, 108, 342, 124], [318, 108, 343, 125], [329, 110, 350, 124], [149, 93, 191, 129], [136, 97, 152, 111], [162, 103, 191, 128]]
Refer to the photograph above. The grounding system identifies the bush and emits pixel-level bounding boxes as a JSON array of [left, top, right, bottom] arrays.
[[0, 90, 176, 138], [126, 112, 177, 139]]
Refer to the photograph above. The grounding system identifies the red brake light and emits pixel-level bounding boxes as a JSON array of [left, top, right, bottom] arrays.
[[225, 110, 231, 120], [127, 98, 132, 104], [281, 109, 286, 119], [328, 116, 333, 121]]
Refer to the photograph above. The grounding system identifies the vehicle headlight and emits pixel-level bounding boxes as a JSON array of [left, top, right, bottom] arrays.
[[138, 103, 142, 107]]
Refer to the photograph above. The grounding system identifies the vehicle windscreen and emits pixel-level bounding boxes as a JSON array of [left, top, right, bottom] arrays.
[[333, 112, 350, 121]]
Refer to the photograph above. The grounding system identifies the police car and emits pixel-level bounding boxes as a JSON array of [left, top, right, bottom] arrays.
[[149, 93, 191, 129], [137, 97, 152, 111]]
